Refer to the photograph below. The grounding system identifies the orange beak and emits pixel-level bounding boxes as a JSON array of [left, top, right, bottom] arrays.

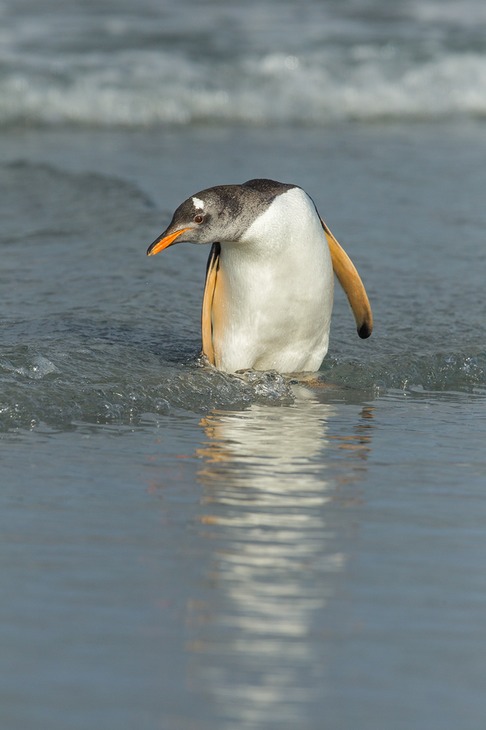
[[146, 227, 191, 256]]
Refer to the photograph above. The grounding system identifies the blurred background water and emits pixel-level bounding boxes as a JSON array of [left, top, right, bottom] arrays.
[[1, 1, 486, 729]]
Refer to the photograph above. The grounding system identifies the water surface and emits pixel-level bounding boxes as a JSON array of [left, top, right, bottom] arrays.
[[1, 0, 486, 728]]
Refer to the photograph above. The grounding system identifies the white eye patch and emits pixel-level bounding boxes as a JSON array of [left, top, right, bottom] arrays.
[[192, 196, 205, 210]]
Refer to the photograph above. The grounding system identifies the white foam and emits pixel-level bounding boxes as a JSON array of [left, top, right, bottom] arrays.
[[2, 45, 486, 128]]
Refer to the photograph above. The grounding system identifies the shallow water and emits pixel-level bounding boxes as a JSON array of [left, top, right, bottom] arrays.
[[2, 386, 486, 730], [2, 0, 486, 727], [2, 122, 486, 730]]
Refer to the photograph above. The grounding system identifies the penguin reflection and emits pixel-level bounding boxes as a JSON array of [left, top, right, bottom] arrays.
[[189, 387, 374, 728]]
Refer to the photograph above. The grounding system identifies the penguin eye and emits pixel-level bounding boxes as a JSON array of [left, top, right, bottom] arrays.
[[193, 213, 205, 224]]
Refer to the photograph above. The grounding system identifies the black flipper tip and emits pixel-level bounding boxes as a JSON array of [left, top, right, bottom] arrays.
[[358, 323, 372, 339]]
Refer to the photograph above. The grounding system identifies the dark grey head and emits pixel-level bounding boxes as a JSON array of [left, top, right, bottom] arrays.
[[147, 179, 296, 256]]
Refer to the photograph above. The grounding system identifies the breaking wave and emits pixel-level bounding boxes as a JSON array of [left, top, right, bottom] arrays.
[[2, 48, 486, 128]]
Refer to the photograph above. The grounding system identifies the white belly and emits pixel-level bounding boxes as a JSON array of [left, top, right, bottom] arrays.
[[212, 188, 334, 373]]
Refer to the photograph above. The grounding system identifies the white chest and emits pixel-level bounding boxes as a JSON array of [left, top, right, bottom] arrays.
[[212, 188, 334, 373]]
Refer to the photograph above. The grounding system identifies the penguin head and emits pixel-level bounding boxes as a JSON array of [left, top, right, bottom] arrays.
[[147, 185, 251, 255], [146, 179, 296, 255]]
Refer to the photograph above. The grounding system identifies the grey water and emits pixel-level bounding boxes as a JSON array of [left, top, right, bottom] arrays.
[[2, 1, 486, 729]]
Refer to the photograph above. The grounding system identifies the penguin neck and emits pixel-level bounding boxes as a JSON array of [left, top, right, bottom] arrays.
[[220, 186, 326, 265]]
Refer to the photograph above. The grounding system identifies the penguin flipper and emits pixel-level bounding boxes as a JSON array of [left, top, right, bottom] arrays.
[[320, 218, 373, 339], [201, 242, 221, 364]]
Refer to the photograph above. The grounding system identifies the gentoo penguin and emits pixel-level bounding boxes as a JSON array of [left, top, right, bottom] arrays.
[[147, 178, 372, 373]]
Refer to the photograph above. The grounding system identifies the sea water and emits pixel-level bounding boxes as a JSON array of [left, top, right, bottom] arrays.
[[1, 1, 486, 729]]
